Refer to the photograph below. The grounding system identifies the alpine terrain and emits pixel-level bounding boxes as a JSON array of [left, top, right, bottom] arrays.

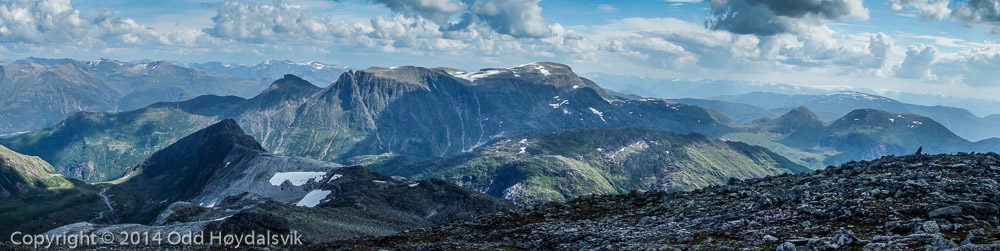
[[0, 119, 512, 243]]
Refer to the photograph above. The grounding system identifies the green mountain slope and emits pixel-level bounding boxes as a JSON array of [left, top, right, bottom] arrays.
[[0, 145, 75, 198], [363, 128, 807, 205], [0, 145, 105, 237], [0, 95, 243, 181]]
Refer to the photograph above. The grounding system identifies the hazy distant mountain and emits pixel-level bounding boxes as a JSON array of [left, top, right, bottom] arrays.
[[364, 128, 807, 205], [0, 57, 270, 135], [590, 73, 1000, 118], [187, 60, 350, 86], [724, 107, 999, 169], [671, 98, 781, 124], [713, 91, 1000, 141], [2, 63, 734, 182], [887, 91, 1000, 117]]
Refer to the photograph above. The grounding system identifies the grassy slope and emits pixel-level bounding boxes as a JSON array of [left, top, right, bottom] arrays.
[[0, 145, 106, 237], [0, 96, 240, 182], [365, 128, 806, 205]]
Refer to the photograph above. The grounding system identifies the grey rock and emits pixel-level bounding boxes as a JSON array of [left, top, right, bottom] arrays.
[[775, 242, 796, 251], [763, 234, 780, 243], [929, 206, 962, 218], [922, 220, 940, 233]]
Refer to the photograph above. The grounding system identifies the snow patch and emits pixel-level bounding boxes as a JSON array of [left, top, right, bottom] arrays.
[[327, 174, 343, 183], [269, 172, 327, 186], [538, 67, 550, 76], [549, 100, 569, 109], [589, 107, 606, 122], [451, 69, 505, 82], [519, 147, 527, 154], [889, 118, 895, 123], [826, 91, 886, 102], [295, 190, 331, 208]]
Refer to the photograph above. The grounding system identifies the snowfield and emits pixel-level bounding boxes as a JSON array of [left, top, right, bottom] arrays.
[[296, 190, 332, 208], [269, 172, 327, 186]]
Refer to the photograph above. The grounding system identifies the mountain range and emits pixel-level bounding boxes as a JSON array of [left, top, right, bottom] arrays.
[[186, 60, 350, 87], [587, 73, 1000, 117], [688, 91, 1000, 142], [2, 62, 997, 198], [0, 58, 270, 135], [4, 59, 1000, 246], [1, 119, 511, 241], [722, 106, 999, 169], [0, 58, 353, 137], [0, 63, 736, 182]]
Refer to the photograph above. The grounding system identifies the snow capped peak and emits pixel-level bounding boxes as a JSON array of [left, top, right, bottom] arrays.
[[823, 91, 891, 102], [514, 62, 553, 76], [449, 62, 566, 82]]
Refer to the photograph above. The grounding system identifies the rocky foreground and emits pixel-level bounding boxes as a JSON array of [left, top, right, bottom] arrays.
[[328, 152, 1000, 250]]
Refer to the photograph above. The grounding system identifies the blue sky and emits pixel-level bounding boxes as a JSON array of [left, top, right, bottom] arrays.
[[3, 0, 1000, 100]]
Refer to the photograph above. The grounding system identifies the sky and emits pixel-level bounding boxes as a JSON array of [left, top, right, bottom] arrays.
[[2, 0, 1000, 100]]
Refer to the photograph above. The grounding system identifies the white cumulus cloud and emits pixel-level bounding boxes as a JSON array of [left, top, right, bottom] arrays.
[[0, 0, 207, 46]]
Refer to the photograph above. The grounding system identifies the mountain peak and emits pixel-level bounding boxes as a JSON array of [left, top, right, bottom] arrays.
[[247, 74, 321, 107], [121, 119, 264, 179], [264, 74, 319, 93], [790, 105, 811, 114], [783, 106, 820, 120], [156, 118, 265, 156], [205, 118, 246, 136], [752, 105, 826, 146], [116, 119, 266, 217]]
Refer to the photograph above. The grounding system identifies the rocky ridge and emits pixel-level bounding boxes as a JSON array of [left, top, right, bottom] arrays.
[[331, 151, 1000, 250]]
